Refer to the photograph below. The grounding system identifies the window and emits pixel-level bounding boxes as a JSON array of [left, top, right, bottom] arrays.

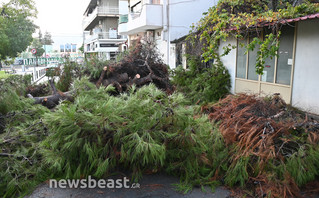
[[247, 32, 260, 81], [72, 44, 76, 53], [110, 52, 117, 61], [60, 45, 64, 53], [262, 29, 276, 83], [236, 25, 295, 85], [236, 39, 247, 78], [65, 44, 71, 52], [276, 25, 294, 85]]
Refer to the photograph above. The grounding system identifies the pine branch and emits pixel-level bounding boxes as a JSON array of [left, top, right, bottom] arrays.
[[0, 153, 33, 165]]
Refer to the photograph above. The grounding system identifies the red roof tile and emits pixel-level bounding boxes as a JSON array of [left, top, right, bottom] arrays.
[[228, 13, 319, 31]]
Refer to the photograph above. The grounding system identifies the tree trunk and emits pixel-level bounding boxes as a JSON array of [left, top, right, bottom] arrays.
[[28, 79, 74, 109]]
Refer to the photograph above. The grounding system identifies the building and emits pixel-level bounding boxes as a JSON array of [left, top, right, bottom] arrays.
[[20, 43, 84, 66], [83, 0, 127, 60], [118, 0, 216, 68], [219, 13, 319, 114]]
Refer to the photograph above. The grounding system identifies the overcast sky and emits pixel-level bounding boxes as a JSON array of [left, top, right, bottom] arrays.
[[33, 0, 91, 49]]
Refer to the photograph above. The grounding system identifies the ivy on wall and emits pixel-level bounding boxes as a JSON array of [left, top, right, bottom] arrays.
[[189, 0, 319, 75]]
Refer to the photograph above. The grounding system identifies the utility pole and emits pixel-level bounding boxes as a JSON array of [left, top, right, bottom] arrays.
[[44, 44, 47, 66]]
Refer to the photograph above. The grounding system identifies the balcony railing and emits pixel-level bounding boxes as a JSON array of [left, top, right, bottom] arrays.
[[85, 32, 127, 43], [83, 6, 119, 30], [97, 6, 119, 15], [98, 32, 125, 39]]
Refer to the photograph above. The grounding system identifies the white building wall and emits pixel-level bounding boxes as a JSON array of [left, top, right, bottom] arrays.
[[168, 0, 216, 41], [123, 0, 217, 68], [218, 38, 237, 94], [165, 0, 216, 68], [292, 19, 319, 115], [119, 0, 128, 14]]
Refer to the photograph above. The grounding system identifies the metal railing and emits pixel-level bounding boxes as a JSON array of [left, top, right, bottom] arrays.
[[85, 32, 127, 43], [83, 6, 119, 29], [97, 6, 119, 15], [98, 32, 126, 39], [31, 68, 46, 84]]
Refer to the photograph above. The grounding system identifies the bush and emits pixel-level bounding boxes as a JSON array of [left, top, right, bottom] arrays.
[[0, 74, 32, 114], [55, 58, 84, 92], [171, 55, 231, 104]]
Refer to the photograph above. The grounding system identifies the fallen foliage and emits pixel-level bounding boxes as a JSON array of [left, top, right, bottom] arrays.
[[39, 80, 227, 193], [0, 78, 228, 197], [171, 55, 231, 104], [0, 97, 50, 197], [202, 94, 319, 197]]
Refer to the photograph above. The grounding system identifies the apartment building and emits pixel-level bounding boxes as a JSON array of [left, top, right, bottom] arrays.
[[83, 0, 127, 60], [118, 0, 217, 68]]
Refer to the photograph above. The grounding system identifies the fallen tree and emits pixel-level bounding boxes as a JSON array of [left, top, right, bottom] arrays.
[[92, 38, 173, 94], [27, 80, 73, 109], [26, 38, 173, 109]]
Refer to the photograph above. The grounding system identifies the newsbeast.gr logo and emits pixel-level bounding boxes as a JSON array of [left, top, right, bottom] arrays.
[[49, 176, 140, 189]]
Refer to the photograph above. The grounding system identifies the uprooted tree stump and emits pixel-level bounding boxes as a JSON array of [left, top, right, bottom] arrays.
[[94, 38, 173, 94]]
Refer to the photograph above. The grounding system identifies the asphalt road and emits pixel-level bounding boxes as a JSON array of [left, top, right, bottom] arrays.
[[26, 174, 232, 198]]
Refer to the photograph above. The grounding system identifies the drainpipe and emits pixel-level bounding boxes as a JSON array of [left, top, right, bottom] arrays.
[[162, 0, 169, 65]]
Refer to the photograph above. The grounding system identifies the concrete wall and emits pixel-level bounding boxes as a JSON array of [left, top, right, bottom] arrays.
[[218, 38, 237, 94], [292, 19, 319, 114], [119, 0, 129, 14], [165, 0, 216, 68]]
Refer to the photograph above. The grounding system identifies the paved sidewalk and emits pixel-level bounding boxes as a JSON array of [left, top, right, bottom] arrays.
[[26, 174, 232, 198]]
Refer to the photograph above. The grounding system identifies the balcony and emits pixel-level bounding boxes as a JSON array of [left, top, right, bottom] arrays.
[[84, 32, 127, 44], [83, 6, 119, 31], [126, 4, 163, 34]]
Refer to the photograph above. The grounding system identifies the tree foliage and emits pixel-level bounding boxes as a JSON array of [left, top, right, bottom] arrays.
[[42, 31, 54, 45], [30, 38, 45, 58], [190, 0, 319, 75], [0, 0, 37, 60], [40, 80, 227, 189], [171, 55, 231, 104], [0, 78, 229, 197]]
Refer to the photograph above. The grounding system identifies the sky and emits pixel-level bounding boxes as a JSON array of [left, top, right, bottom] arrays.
[[33, 0, 91, 50]]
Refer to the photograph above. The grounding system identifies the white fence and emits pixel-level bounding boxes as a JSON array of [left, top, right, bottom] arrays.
[[31, 68, 46, 84]]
